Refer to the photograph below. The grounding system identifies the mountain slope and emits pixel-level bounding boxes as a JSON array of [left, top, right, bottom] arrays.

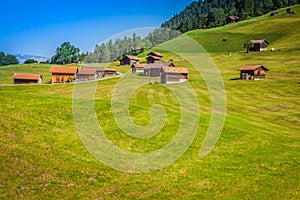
[[185, 4, 300, 53], [162, 0, 300, 32]]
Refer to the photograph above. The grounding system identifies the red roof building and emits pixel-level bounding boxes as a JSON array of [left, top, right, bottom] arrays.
[[239, 65, 269, 80], [147, 52, 163, 57], [50, 66, 78, 83], [161, 67, 189, 84], [13, 73, 43, 84], [131, 64, 147, 74], [76, 69, 97, 81], [248, 40, 269, 52], [146, 52, 164, 64]]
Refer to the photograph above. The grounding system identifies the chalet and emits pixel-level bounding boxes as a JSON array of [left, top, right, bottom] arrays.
[[144, 65, 162, 77], [13, 73, 42, 84], [146, 52, 163, 63], [161, 67, 189, 84], [76, 69, 97, 81], [226, 16, 240, 24], [81, 66, 104, 78], [131, 64, 147, 74], [147, 52, 163, 58], [95, 68, 117, 78], [120, 55, 139, 66], [50, 66, 78, 83], [144, 62, 175, 77], [80, 66, 114, 78], [248, 39, 269, 52], [104, 68, 117, 76], [239, 65, 269, 80]]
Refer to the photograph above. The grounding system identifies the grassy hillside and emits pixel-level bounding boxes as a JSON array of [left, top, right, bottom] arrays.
[[0, 5, 299, 199], [186, 5, 300, 53]]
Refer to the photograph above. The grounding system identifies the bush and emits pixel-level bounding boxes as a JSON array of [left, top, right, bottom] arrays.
[[24, 59, 38, 64]]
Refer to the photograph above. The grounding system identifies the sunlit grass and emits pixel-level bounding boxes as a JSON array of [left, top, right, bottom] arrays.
[[0, 5, 299, 199]]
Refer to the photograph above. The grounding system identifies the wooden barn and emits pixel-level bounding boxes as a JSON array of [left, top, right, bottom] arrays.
[[95, 68, 117, 78], [144, 65, 162, 77], [239, 65, 269, 80], [131, 64, 147, 74], [120, 55, 139, 66], [50, 66, 78, 83], [146, 52, 163, 63], [104, 68, 117, 76], [13, 73, 42, 84], [76, 69, 97, 81], [248, 40, 269, 52], [80, 66, 116, 78], [161, 67, 189, 84], [143, 62, 175, 77], [226, 16, 240, 24]]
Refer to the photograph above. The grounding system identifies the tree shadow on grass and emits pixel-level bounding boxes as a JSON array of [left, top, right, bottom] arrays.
[[230, 77, 241, 81]]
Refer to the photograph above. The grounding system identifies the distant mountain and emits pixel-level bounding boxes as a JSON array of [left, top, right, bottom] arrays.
[[15, 54, 50, 64]]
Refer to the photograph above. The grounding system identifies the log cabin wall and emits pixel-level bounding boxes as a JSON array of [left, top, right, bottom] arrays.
[[52, 73, 75, 83]]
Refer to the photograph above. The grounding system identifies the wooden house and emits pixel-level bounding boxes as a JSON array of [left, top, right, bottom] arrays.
[[81, 66, 104, 78], [226, 16, 240, 24], [131, 64, 147, 74], [13, 73, 42, 84], [144, 65, 162, 77], [50, 66, 78, 83], [104, 68, 117, 76], [239, 65, 269, 80], [161, 67, 189, 84], [146, 52, 163, 63], [120, 55, 139, 66], [81, 66, 114, 78], [76, 69, 97, 81], [147, 52, 163, 58], [95, 68, 117, 78], [144, 62, 175, 77], [248, 40, 269, 52]]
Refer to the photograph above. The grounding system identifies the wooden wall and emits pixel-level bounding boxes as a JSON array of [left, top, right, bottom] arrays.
[[52, 73, 75, 83]]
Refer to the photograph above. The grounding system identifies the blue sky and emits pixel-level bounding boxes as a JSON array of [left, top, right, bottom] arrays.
[[0, 0, 195, 57]]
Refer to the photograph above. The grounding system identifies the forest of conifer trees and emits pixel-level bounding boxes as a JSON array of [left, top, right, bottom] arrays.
[[85, 28, 181, 63], [162, 0, 299, 32]]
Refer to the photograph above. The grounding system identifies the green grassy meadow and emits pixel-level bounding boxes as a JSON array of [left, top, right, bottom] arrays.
[[0, 5, 299, 199]]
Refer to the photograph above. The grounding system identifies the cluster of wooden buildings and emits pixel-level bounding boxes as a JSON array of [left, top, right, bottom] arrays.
[[50, 66, 117, 83], [241, 38, 270, 79], [123, 52, 190, 84], [12, 43, 272, 85], [119, 52, 164, 66], [132, 63, 189, 84], [13, 66, 117, 85]]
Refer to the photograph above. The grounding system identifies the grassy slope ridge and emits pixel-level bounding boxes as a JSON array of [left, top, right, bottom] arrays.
[[0, 5, 299, 199]]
